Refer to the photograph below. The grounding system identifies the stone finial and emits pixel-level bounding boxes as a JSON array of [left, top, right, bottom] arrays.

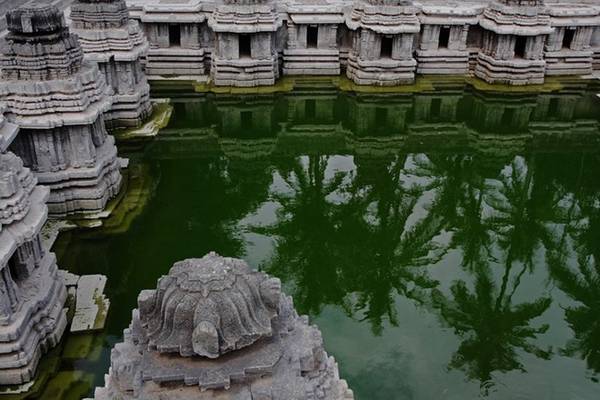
[[134, 253, 281, 358], [6, 4, 66, 35]]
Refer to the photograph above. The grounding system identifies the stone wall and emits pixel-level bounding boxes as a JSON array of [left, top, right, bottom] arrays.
[[125, 0, 600, 86]]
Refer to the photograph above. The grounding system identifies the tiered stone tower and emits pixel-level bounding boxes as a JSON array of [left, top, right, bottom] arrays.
[[0, 5, 122, 217], [91, 253, 355, 400], [0, 147, 67, 385], [209, 0, 283, 87], [346, 0, 420, 85], [70, 0, 153, 129], [475, 0, 553, 85]]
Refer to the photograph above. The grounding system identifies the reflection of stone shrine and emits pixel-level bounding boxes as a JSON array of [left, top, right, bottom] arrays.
[[91, 253, 354, 400], [347, 94, 412, 136], [469, 91, 537, 134]]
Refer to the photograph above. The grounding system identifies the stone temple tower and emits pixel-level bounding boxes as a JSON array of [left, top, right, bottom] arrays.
[[475, 0, 553, 85], [0, 118, 67, 385], [346, 0, 420, 86], [0, 5, 122, 217], [70, 0, 153, 130], [209, 0, 283, 87], [91, 253, 355, 400]]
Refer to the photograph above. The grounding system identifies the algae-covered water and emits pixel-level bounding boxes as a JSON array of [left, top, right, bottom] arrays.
[[42, 81, 600, 399]]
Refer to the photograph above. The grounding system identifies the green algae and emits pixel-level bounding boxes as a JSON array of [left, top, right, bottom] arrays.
[[114, 100, 174, 141]]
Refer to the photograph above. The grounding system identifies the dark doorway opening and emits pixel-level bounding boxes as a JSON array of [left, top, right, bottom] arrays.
[[169, 24, 181, 47], [501, 108, 515, 126], [239, 34, 252, 58], [7, 254, 27, 282], [380, 36, 393, 58], [305, 99, 316, 119], [241, 111, 253, 129], [562, 29, 575, 50], [548, 98, 559, 117], [307, 25, 319, 49], [515, 36, 527, 58], [439, 27, 450, 49], [430, 98, 442, 118], [376, 107, 388, 122]]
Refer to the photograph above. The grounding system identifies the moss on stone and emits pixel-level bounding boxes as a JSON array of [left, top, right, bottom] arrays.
[[114, 100, 173, 141]]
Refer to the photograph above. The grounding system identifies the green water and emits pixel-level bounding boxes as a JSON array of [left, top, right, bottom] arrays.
[[50, 82, 600, 399]]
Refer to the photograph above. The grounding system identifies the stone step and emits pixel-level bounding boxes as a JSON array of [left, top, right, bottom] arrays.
[[70, 275, 110, 333]]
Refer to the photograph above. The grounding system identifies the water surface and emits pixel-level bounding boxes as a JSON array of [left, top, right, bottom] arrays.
[[51, 83, 600, 400]]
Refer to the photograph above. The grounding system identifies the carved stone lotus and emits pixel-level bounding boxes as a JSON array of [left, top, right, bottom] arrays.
[[134, 252, 282, 358]]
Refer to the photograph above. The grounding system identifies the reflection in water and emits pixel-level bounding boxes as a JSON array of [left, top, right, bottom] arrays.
[[546, 155, 600, 380], [432, 264, 552, 395], [48, 83, 600, 400]]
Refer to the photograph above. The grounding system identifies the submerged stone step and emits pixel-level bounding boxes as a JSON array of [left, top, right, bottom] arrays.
[[71, 275, 110, 333]]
